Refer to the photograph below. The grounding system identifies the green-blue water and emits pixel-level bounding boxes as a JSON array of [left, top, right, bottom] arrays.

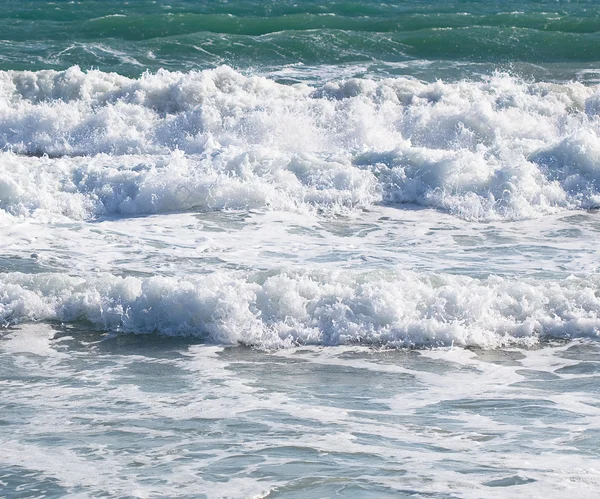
[[2, 0, 599, 81]]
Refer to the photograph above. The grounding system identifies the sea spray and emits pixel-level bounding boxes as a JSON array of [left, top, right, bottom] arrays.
[[1, 67, 599, 221], [2, 269, 599, 349]]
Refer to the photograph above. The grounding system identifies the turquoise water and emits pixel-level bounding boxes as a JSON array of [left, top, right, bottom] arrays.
[[1, 0, 599, 81], [1, 0, 600, 497]]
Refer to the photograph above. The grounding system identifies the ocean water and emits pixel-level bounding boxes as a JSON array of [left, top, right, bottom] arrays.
[[1, 0, 600, 497]]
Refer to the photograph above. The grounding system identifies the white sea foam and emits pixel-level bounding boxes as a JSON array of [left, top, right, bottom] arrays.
[[0, 150, 377, 219], [2, 270, 599, 349], [1, 66, 600, 220]]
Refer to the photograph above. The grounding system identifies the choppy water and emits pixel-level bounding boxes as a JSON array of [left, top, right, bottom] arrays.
[[3, 326, 600, 498], [1, 0, 600, 497]]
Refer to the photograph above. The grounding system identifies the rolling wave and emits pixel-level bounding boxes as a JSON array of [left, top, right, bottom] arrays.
[[1, 269, 599, 349], [1, 66, 599, 221]]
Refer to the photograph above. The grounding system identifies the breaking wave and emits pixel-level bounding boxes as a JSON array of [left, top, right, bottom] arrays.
[[1, 66, 600, 221], [2, 270, 600, 349]]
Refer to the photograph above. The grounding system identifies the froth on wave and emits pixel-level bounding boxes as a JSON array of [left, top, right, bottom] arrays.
[[1, 66, 600, 221], [1, 270, 599, 349]]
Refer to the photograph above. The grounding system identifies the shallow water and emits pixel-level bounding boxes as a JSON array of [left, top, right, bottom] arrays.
[[2, 325, 600, 498]]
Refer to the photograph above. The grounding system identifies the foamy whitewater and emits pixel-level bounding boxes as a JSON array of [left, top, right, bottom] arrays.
[[2, 67, 600, 223], [2, 1, 600, 497], [2, 67, 600, 348]]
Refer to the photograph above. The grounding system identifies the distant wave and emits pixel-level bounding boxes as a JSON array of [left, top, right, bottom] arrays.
[[80, 11, 600, 39], [1, 66, 600, 221]]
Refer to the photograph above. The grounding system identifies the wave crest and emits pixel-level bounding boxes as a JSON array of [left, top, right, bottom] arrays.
[[1, 66, 600, 220], [2, 270, 599, 349]]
